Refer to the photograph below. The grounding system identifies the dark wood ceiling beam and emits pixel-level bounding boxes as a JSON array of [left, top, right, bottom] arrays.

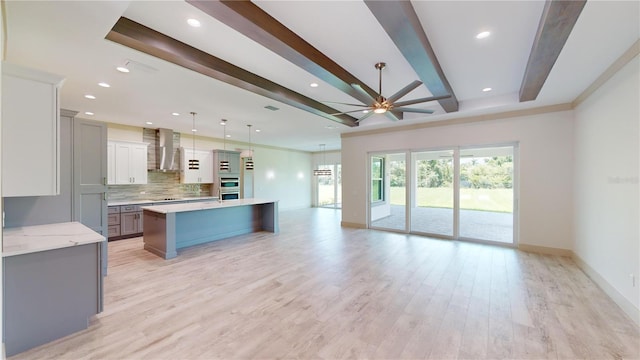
[[186, 0, 401, 122], [519, 0, 587, 102], [105, 17, 358, 127], [364, 0, 459, 113]]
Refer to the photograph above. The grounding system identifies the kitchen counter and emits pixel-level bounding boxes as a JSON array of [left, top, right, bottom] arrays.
[[141, 198, 277, 214], [108, 196, 218, 207], [142, 199, 279, 259], [3, 221, 106, 257], [3, 221, 104, 356]]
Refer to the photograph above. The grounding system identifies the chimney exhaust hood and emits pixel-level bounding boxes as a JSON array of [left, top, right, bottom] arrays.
[[155, 128, 178, 171]]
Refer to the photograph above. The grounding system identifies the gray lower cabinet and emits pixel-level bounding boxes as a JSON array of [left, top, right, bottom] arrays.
[[120, 205, 143, 237], [3, 242, 102, 356], [108, 206, 121, 237]]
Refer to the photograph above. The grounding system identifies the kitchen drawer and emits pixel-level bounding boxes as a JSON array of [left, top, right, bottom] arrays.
[[120, 204, 142, 213], [108, 225, 121, 237], [108, 206, 120, 214], [107, 213, 120, 226]]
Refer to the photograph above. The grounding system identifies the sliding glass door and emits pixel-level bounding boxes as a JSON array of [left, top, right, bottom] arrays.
[[369, 145, 517, 245], [410, 150, 454, 237], [370, 153, 406, 231], [317, 164, 341, 208], [459, 146, 514, 243]]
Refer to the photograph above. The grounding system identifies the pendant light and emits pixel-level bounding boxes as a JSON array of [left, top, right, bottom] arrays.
[[219, 119, 229, 171], [313, 144, 331, 176], [245, 124, 254, 170], [188, 112, 199, 170]]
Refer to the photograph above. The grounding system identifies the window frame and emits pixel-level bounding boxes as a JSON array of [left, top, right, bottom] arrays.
[[371, 156, 384, 203]]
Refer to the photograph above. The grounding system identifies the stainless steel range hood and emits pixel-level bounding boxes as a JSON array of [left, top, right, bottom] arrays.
[[155, 128, 177, 171]]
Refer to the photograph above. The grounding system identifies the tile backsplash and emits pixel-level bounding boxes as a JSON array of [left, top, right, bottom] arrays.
[[108, 171, 213, 202]]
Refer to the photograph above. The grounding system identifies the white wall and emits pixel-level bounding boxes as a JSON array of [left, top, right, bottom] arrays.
[[107, 125, 312, 211], [573, 55, 639, 320], [341, 110, 575, 250]]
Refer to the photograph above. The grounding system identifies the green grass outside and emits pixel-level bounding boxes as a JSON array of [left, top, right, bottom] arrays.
[[319, 185, 513, 212], [390, 187, 513, 213]]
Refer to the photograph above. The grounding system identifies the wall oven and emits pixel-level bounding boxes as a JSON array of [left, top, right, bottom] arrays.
[[219, 176, 240, 200]]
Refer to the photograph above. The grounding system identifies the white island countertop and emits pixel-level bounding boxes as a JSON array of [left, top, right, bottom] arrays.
[[141, 198, 278, 214], [3, 221, 106, 257]]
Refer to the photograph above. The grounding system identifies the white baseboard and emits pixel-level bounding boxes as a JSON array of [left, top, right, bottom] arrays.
[[340, 221, 366, 229], [573, 253, 640, 327], [518, 243, 573, 257]]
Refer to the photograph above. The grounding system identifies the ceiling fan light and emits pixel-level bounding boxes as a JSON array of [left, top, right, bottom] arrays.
[[374, 108, 387, 114]]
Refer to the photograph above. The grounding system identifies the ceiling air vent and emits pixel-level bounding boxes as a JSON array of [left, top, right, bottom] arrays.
[[264, 105, 279, 111]]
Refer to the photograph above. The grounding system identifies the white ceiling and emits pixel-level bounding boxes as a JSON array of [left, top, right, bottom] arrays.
[[4, 1, 639, 152]]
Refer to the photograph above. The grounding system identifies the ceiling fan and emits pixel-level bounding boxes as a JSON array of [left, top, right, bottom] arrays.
[[329, 62, 450, 122]]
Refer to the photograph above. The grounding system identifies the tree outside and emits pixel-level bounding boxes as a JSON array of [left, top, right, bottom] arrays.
[[389, 155, 513, 213]]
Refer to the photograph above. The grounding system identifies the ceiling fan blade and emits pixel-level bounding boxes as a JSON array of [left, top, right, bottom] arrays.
[[393, 94, 452, 108], [386, 80, 422, 103], [393, 107, 434, 114], [385, 111, 403, 121], [351, 84, 376, 103], [355, 110, 375, 123], [322, 101, 370, 107], [329, 108, 373, 116]]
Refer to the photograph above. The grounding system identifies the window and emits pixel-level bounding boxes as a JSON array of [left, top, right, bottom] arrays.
[[371, 156, 384, 202]]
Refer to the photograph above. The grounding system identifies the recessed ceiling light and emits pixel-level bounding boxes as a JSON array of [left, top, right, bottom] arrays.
[[363, 110, 370, 113], [146, 121, 153, 125], [84, 111, 94, 116], [171, 112, 180, 116], [225, 134, 231, 138], [187, 18, 201, 27], [84, 94, 96, 100], [482, 87, 493, 92], [98, 82, 110, 88], [476, 31, 491, 39], [116, 66, 129, 73], [255, 129, 261, 132], [310, 83, 319, 88], [191, 129, 197, 132]]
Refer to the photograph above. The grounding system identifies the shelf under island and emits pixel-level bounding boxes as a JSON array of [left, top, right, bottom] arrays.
[[141, 199, 279, 259]]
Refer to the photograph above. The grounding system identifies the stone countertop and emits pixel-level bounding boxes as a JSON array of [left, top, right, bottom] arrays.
[[108, 196, 219, 207], [142, 198, 278, 214], [3, 222, 105, 257]]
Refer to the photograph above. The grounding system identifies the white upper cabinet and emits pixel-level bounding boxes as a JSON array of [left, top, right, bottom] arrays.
[[2, 63, 64, 197], [107, 142, 116, 185], [108, 141, 148, 185], [180, 148, 213, 184]]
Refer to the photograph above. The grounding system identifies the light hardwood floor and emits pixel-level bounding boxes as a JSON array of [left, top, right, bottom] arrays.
[[11, 208, 639, 359]]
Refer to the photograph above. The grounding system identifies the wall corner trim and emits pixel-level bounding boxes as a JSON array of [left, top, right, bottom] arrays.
[[572, 253, 640, 327]]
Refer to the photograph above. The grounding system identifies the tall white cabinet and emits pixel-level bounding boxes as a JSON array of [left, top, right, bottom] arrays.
[[2, 63, 65, 197], [180, 148, 213, 184], [107, 141, 148, 185]]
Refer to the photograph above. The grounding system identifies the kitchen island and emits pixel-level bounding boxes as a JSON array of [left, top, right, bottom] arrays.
[[142, 199, 278, 259]]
